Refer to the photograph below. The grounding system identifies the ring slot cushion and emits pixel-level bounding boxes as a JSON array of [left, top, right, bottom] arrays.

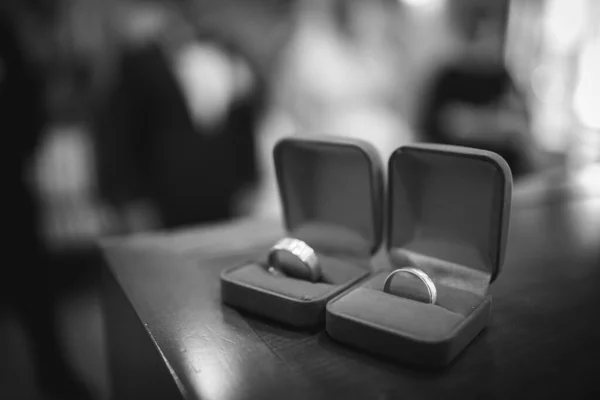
[[221, 135, 384, 328], [326, 144, 512, 367]]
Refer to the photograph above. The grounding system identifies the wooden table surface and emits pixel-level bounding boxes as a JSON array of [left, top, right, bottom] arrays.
[[101, 165, 600, 400]]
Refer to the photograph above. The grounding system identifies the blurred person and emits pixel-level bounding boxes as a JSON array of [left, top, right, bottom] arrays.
[[0, 1, 92, 399], [418, 0, 540, 178], [33, 0, 118, 251], [266, 0, 414, 163], [96, 0, 266, 231]]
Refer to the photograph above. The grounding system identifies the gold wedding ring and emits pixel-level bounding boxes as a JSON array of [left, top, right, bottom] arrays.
[[383, 267, 437, 305], [267, 237, 321, 282]]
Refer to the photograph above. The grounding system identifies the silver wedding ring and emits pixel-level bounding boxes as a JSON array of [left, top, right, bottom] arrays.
[[267, 237, 321, 282], [383, 267, 437, 305]]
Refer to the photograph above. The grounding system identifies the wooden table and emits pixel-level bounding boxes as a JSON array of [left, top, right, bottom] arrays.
[[101, 165, 600, 400]]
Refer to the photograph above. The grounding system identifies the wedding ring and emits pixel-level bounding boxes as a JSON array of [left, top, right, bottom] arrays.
[[267, 237, 321, 282], [383, 267, 437, 305]]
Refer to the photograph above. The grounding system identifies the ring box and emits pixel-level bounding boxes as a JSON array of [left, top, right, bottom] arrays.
[[221, 135, 384, 328], [326, 143, 512, 367]]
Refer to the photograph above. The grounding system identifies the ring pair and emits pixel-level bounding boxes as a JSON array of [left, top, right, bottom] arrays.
[[267, 237, 437, 304]]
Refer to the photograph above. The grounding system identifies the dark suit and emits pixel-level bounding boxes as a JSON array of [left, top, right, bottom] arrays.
[[97, 40, 263, 228], [419, 63, 532, 177]]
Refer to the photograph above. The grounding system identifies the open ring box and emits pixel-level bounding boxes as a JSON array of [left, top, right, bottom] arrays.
[[220, 135, 384, 328], [326, 144, 512, 367]]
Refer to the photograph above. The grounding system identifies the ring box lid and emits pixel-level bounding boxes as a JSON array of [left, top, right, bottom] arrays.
[[274, 135, 384, 258], [387, 144, 512, 295]]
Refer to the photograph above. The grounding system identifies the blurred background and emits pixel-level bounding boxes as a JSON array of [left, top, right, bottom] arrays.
[[1, 0, 598, 399]]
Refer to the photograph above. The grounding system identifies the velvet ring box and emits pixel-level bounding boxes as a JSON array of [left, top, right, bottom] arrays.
[[326, 143, 512, 367], [221, 135, 384, 328]]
